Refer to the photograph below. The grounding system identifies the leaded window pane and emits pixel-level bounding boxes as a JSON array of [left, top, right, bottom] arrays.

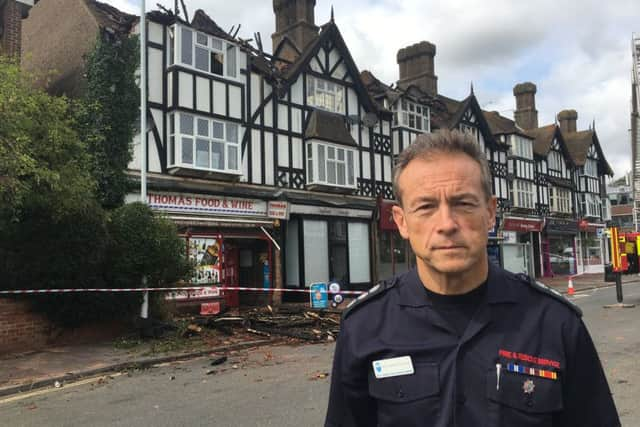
[[181, 137, 193, 164], [196, 139, 209, 168], [181, 28, 193, 65], [212, 142, 225, 170]]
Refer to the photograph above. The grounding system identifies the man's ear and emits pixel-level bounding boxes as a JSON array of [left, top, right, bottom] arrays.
[[392, 205, 410, 239], [487, 196, 497, 231]]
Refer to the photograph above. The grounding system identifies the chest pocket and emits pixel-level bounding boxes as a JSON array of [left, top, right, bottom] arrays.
[[486, 369, 563, 427], [368, 362, 440, 427]]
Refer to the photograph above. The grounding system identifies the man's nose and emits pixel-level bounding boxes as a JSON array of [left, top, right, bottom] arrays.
[[435, 205, 458, 233]]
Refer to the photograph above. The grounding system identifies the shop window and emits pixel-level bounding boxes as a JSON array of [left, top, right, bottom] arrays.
[[303, 220, 329, 286], [348, 222, 370, 283], [378, 230, 409, 279], [329, 220, 349, 285], [285, 219, 300, 286], [187, 237, 222, 283]]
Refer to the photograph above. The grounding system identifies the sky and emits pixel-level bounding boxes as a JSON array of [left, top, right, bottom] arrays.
[[109, 0, 640, 179]]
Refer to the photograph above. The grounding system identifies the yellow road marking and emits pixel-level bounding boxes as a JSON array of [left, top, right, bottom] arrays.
[[0, 372, 123, 405]]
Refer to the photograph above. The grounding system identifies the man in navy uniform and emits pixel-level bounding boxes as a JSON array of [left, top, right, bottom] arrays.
[[325, 130, 619, 426]]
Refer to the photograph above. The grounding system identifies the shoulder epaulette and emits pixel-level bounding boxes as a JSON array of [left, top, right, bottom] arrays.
[[515, 273, 582, 317], [342, 278, 396, 319]]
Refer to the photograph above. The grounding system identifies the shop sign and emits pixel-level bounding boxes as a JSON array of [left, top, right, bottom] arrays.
[[267, 201, 290, 220], [379, 201, 398, 231], [165, 286, 220, 301], [545, 218, 578, 235], [503, 217, 543, 232], [579, 220, 605, 232], [148, 192, 267, 217], [290, 204, 372, 219]]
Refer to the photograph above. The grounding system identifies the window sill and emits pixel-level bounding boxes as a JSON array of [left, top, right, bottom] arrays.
[[168, 166, 242, 181], [306, 183, 357, 195]]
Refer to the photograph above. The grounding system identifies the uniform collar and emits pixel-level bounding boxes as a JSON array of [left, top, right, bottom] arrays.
[[396, 263, 518, 307]]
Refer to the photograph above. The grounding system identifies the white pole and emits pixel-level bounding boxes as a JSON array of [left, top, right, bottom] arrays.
[[140, 0, 147, 203], [140, 0, 149, 319]]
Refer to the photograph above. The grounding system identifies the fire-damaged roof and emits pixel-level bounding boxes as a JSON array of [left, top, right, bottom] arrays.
[[87, 0, 136, 34]]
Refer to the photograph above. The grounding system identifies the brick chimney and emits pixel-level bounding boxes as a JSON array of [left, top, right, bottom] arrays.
[[0, 0, 34, 60], [396, 41, 438, 97], [271, 0, 318, 59], [513, 82, 538, 130], [558, 109, 578, 134]]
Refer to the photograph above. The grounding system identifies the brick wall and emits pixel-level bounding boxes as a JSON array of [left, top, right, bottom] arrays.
[[1, 0, 23, 58], [0, 298, 51, 354]]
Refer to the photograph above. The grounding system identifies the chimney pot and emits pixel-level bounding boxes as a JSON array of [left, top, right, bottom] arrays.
[[396, 41, 437, 97], [513, 81, 538, 130], [558, 109, 578, 133]]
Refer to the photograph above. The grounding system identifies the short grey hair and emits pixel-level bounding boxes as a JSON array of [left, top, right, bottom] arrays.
[[392, 129, 493, 205]]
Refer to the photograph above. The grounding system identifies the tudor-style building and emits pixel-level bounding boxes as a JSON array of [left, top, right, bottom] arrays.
[[512, 82, 613, 277], [361, 41, 511, 277], [483, 109, 540, 277], [528, 123, 578, 277], [558, 110, 613, 274], [125, 0, 398, 300]]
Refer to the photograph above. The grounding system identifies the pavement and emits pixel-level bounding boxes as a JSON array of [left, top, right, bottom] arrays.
[[1, 271, 638, 398]]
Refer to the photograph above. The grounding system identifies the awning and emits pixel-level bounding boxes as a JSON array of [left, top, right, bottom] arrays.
[[168, 215, 275, 228]]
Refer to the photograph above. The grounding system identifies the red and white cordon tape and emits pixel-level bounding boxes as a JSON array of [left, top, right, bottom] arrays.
[[0, 285, 365, 296]]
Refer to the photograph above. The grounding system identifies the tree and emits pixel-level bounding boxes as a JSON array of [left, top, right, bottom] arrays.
[[78, 32, 139, 209], [0, 57, 95, 221]]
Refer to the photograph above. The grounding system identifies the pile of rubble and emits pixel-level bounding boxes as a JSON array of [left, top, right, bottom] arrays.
[[182, 305, 342, 343]]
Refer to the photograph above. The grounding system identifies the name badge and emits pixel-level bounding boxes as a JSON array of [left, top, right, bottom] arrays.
[[372, 356, 415, 379]]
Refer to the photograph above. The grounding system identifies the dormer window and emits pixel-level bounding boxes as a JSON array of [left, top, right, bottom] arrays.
[[509, 135, 533, 160], [584, 158, 598, 177], [306, 76, 345, 114], [393, 99, 430, 132], [173, 25, 239, 79]]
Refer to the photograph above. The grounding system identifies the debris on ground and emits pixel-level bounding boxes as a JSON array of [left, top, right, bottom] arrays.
[[210, 356, 228, 366], [309, 371, 330, 380]]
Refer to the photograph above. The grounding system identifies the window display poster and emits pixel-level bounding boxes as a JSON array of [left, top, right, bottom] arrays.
[[188, 237, 222, 284]]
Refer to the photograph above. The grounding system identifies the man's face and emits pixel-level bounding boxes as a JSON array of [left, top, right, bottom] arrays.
[[392, 153, 497, 278]]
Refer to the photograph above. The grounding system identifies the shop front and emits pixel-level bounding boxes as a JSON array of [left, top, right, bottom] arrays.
[[284, 202, 374, 293], [577, 220, 607, 274], [144, 191, 284, 307], [542, 218, 578, 277], [501, 216, 543, 277], [377, 200, 414, 282]]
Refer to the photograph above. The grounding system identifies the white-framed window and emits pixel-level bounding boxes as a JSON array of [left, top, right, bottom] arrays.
[[550, 186, 572, 213], [168, 112, 241, 174], [510, 179, 535, 209], [582, 193, 602, 217], [306, 75, 345, 113], [172, 25, 239, 79], [306, 141, 356, 188], [509, 135, 533, 159], [392, 99, 430, 132], [460, 124, 478, 140], [548, 150, 562, 171], [584, 158, 598, 177]]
